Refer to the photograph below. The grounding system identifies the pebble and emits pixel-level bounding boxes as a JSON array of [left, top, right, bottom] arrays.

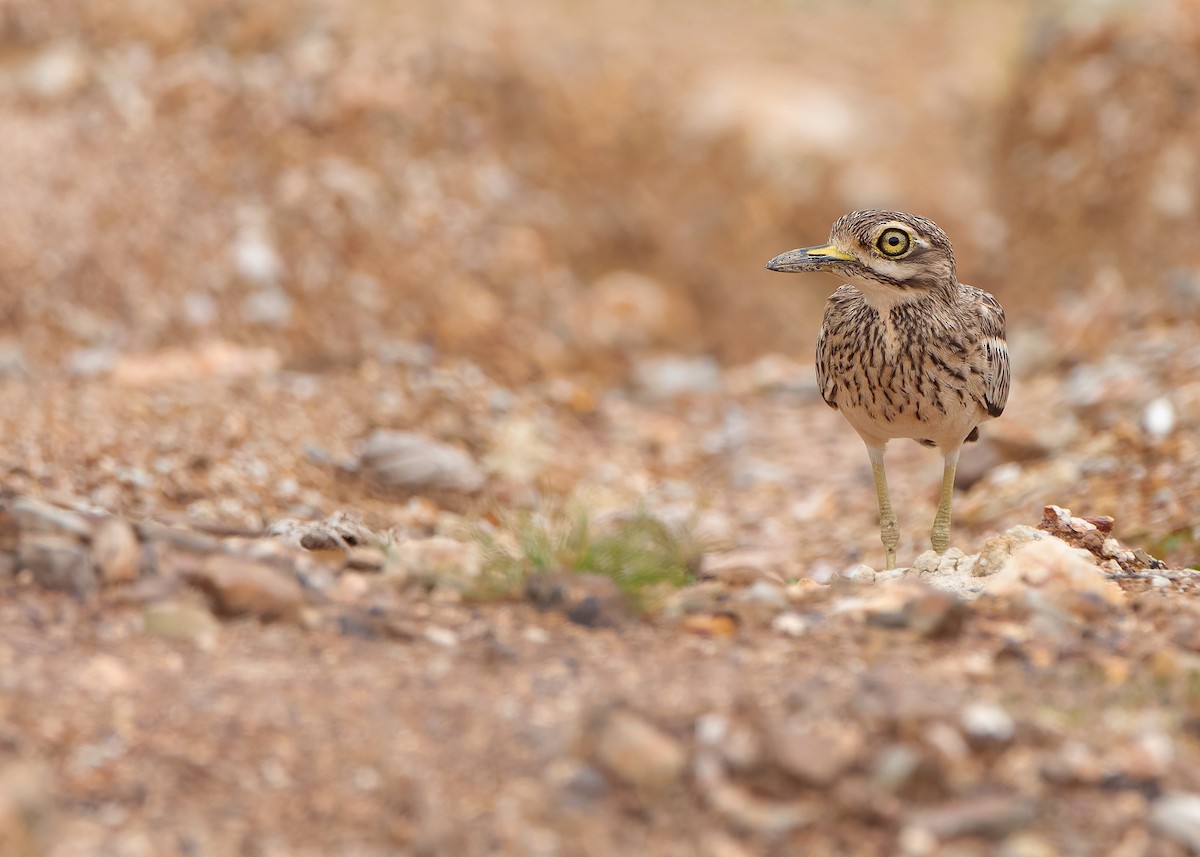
[[1150, 792, 1200, 852], [771, 611, 811, 637], [844, 563, 877, 583], [871, 744, 923, 794], [902, 586, 967, 639], [358, 430, 485, 493], [142, 601, 221, 648], [1142, 396, 1176, 440], [773, 720, 863, 785], [974, 526, 1045, 577], [183, 556, 304, 623], [593, 708, 687, 790], [735, 579, 790, 610], [699, 549, 789, 586], [19, 535, 97, 597], [92, 518, 141, 585], [12, 498, 92, 541], [423, 626, 459, 648], [22, 42, 89, 101], [960, 702, 1016, 744], [907, 795, 1036, 839]]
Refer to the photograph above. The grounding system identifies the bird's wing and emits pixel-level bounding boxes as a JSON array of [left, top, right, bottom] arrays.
[[974, 288, 1009, 417]]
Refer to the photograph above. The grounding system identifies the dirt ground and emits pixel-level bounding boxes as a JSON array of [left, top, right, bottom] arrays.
[[2, 0, 1200, 855]]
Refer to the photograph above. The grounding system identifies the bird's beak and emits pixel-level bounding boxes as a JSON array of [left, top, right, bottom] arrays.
[[764, 243, 855, 273]]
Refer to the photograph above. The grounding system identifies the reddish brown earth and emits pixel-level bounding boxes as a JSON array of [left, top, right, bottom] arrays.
[[2, 1, 1200, 855]]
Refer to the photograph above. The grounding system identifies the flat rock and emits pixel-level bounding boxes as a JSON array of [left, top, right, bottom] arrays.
[[985, 536, 1124, 615], [1151, 792, 1200, 852], [974, 526, 1045, 578], [12, 498, 91, 541], [183, 556, 304, 623], [907, 794, 1036, 839], [143, 601, 221, 647], [18, 535, 96, 597], [910, 548, 982, 598], [773, 719, 863, 785], [593, 708, 687, 790], [699, 549, 790, 586], [359, 430, 484, 493]]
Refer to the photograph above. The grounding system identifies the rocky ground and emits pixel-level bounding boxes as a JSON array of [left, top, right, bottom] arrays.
[[2, 0, 1200, 855]]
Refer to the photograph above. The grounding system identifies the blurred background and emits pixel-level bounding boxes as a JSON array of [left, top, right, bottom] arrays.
[[0, 0, 1197, 565]]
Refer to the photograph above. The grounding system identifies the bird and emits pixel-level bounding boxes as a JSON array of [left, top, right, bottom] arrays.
[[765, 210, 1009, 570]]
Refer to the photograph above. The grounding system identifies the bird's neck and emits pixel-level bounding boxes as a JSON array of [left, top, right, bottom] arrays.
[[845, 274, 958, 313]]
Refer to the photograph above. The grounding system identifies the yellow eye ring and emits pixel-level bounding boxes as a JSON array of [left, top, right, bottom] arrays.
[[877, 228, 911, 257]]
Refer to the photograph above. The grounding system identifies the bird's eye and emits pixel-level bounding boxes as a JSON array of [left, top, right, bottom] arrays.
[[876, 228, 911, 257]]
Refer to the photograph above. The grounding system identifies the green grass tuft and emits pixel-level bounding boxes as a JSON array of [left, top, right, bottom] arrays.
[[471, 506, 701, 608]]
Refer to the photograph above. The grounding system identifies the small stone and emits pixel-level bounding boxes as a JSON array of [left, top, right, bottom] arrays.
[[594, 708, 687, 790], [359, 430, 485, 494], [871, 744, 923, 794], [1151, 792, 1200, 852], [907, 795, 1036, 839], [91, 518, 140, 585], [975, 526, 1044, 577], [773, 720, 863, 786], [771, 611, 810, 637], [423, 626, 459, 648], [700, 549, 789, 586], [681, 613, 739, 637], [736, 579, 790, 610], [143, 601, 220, 647], [184, 556, 304, 623], [903, 587, 967, 638], [1143, 396, 1175, 440], [268, 512, 376, 552], [22, 42, 89, 101], [910, 548, 981, 597], [12, 498, 91, 541], [844, 564, 877, 583], [19, 535, 96, 597], [960, 702, 1015, 744], [345, 546, 386, 572]]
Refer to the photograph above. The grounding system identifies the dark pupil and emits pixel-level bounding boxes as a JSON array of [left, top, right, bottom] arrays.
[[887, 235, 901, 246]]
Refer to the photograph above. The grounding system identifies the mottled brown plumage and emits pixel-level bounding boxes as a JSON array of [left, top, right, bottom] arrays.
[[766, 210, 1009, 569]]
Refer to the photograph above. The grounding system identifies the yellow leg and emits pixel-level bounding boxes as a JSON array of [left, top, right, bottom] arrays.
[[930, 449, 959, 554], [867, 447, 900, 570]]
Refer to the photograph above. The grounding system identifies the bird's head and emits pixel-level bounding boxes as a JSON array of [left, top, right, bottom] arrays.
[[765, 210, 957, 302]]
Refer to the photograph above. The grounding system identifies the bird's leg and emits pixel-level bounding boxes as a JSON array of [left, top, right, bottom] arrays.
[[930, 448, 960, 554], [867, 447, 900, 570]]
